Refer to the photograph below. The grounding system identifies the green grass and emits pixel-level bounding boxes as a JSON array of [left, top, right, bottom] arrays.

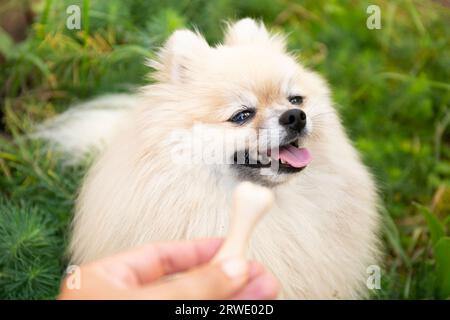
[[1, 0, 449, 299]]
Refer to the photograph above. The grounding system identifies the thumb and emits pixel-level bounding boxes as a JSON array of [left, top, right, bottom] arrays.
[[132, 258, 249, 300]]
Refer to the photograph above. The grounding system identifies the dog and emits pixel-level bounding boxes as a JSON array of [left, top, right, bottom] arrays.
[[38, 19, 380, 298]]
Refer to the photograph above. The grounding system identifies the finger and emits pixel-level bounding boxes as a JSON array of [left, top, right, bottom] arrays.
[[133, 258, 250, 299], [247, 261, 265, 278], [93, 238, 223, 286], [231, 261, 279, 300], [232, 271, 279, 300]]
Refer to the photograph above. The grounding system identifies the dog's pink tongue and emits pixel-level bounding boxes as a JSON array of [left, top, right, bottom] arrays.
[[278, 146, 311, 168]]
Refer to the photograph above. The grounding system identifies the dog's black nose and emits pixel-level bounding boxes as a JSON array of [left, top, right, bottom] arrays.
[[279, 109, 307, 133]]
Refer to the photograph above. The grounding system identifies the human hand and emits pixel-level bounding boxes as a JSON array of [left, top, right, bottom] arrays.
[[58, 238, 279, 299]]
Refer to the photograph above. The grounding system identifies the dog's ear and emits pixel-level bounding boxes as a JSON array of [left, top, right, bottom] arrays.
[[149, 29, 210, 83], [224, 18, 286, 51]]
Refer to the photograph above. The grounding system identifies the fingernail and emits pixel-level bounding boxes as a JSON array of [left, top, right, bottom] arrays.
[[221, 258, 248, 279]]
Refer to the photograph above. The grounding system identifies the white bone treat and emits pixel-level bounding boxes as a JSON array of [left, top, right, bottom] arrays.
[[213, 181, 274, 262]]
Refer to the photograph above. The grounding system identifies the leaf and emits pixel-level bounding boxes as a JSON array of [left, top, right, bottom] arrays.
[[22, 53, 51, 78], [0, 29, 15, 59], [415, 203, 445, 247], [435, 237, 450, 299], [444, 215, 450, 229], [382, 208, 411, 268]]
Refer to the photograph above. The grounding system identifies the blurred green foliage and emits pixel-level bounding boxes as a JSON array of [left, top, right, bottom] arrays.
[[0, 0, 449, 299]]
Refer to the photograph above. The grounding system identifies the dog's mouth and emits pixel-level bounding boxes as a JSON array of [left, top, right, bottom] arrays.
[[232, 140, 312, 173]]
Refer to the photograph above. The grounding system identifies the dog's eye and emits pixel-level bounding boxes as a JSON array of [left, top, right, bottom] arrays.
[[229, 109, 255, 125], [288, 96, 304, 105]]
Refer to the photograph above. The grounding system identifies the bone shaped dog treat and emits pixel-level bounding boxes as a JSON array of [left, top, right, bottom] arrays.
[[213, 181, 274, 263]]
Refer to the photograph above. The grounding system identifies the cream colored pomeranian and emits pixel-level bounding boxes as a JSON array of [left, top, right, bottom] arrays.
[[38, 19, 380, 299]]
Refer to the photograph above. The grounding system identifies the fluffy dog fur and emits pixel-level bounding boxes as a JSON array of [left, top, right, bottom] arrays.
[[40, 19, 380, 299]]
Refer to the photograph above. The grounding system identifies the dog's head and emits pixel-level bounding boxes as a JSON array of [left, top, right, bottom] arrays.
[[146, 18, 335, 186]]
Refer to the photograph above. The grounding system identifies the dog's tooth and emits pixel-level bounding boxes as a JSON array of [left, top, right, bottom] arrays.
[[281, 159, 287, 165]]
